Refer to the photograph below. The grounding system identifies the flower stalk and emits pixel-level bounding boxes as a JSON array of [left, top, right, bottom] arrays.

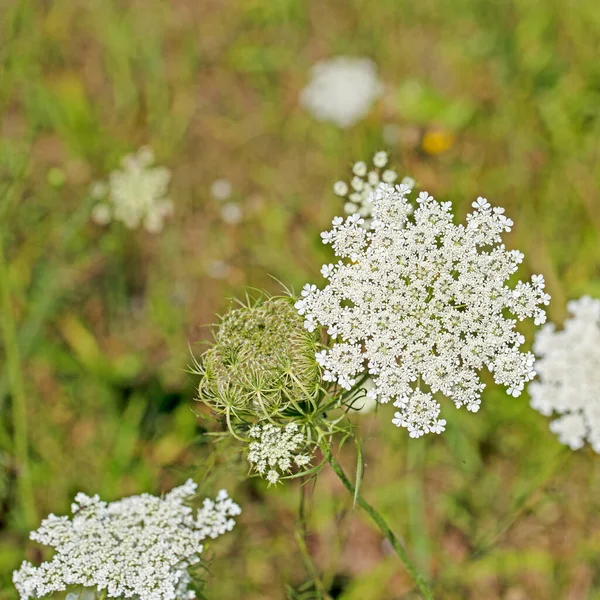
[[326, 452, 434, 600]]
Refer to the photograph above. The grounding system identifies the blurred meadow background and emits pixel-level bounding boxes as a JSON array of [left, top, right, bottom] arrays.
[[1, 0, 600, 598]]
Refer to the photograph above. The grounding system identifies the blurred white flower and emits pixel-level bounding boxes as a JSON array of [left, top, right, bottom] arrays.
[[91, 203, 111, 226], [300, 57, 383, 128], [296, 185, 550, 438], [529, 296, 600, 451], [332, 151, 399, 219], [401, 176, 415, 190], [13, 480, 240, 600], [206, 260, 232, 280], [373, 151, 388, 168], [220, 202, 243, 224], [91, 146, 173, 233], [333, 181, 349, 196], [211, 179, 233, 201], [247, 423, 312, 485]]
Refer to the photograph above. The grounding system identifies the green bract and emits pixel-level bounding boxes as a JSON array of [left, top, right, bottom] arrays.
[[197, 297, 320, 419]]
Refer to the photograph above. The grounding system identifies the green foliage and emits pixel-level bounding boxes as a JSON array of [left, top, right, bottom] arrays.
[[1, 0, 600, 598]]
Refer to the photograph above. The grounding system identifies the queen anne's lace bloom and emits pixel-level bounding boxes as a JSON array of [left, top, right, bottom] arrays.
[[247, 423, 312, 485], [91, 146, 173, 233], [529, 296, 600, 451], [296, 184, 550, 437], [300, 57, 383, 128], [333, 152, 406, 218], [13, 480, 241, 600]]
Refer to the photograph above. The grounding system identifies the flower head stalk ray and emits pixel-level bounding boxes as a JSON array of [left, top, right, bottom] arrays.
[[91, 146, 173, 233], [13, 480, 241, 600], [529, 296, 600, 451], [296, 185, 550, 437]]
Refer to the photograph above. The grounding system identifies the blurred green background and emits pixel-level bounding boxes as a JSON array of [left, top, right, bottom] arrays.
[[1, 0, 600, 598]]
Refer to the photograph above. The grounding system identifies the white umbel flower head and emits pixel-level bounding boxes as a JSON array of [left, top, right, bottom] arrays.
[[91, 146, 173, 233], [13, 480, 241, 600], [296, 184, 550, 437], [529, 296, 600, 451], [332, 152, 400, 219], [300, 57, 383, 128], [247, 423, 312, 485]]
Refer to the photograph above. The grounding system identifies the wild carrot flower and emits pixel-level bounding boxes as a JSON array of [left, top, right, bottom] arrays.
[[247, 423, 313, 485], [91, 146, 173, 233], [529, 296, 600, 451], [296, 184, 550, 437], [13, 481, 240, 600], [300, 57, 383, 128], [333, 151, 405, 219], [196, 297, 320, 419], [194, 296, 338, 484]]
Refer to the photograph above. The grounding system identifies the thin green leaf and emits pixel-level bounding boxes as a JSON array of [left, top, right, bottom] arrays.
[[354, 437, 364, 509]]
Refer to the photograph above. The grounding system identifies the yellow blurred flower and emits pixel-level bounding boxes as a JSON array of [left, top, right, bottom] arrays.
[[421, 129, 455, 155]]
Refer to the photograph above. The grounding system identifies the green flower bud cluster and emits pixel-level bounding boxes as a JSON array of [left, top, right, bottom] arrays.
[[195, 295, 358, 485], [197, 296, 321, 420]]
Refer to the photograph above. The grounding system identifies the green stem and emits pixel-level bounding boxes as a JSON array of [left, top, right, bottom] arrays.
[[406, 438, 430, 575], [295, 487, 332, 600], [224, 405, 246, 442], [0, 233, 36, 527], [287, 370, 319, 412], [327, 453, 434, 600]]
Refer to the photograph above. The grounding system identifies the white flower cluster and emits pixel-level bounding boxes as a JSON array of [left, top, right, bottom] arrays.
[[529, 296, 600, 451], [300, 57, 383, 128], [247, 423, 312, 485], [13, 480, 241, 600], [91, 146, 173, 233], [333, 152, 409, 219], [296, 186, 550, 438]]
